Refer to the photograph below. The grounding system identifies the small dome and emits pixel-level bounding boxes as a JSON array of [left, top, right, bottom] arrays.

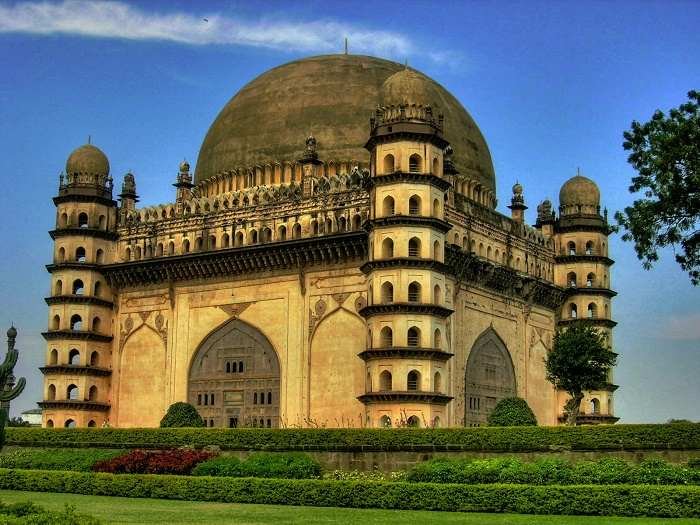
[[66, 144, 109, 177], [559, 175, 600, 208], [381, 68, 435, 106], [179, 160, 190, 172], [7, 325, 17, 339], [512, 182, 523, 195]]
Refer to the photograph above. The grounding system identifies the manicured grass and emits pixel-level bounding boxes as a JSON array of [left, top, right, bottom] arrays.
[[0, 490, 699, 525]]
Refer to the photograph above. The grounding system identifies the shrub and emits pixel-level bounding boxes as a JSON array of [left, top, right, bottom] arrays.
[[0, 500, 100, 524], [6, 423, 700, 453], [0, 448, 122, 472], [160, 402, 204, 428], [92, 448, 215, 475], [487, 397, 537, 427], [0, 469, 698, 517], [688, 458, 700, 469], [192, 452, 321, 479]]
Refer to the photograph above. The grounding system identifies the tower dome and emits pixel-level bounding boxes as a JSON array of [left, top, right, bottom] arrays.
[[380, 68, 435, 106], [559, 174, 600, 210], [65, 144, 110, 177]]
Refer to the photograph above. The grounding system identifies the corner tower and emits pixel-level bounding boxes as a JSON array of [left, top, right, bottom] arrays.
[[358, 69, 455, 428], [41, 144, 117, 428]]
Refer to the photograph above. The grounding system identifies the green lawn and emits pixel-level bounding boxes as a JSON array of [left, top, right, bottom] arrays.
[[1, 490, 698, 525]]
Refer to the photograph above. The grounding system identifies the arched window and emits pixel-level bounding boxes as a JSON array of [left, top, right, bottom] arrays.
[[567, 272, 577, 288], [67, 384, 79, 400], [586, 273, 595, 287], [134, 246, 142, 260], [64, 419, 76, 428], [222, 233, 230, 248], [277, 225, 287, 241], [586, 241, 594, 255], [382, 196, 395, 216], [98, 215, 106, 229], [383, 154, 395, 173], [568, 241, 576, 256], [434, 371, 442, 393], [54, 280, 63, 296], [92, 317, 101, 332], [381, 281, 394, 304], [406, 415, 420, 427], [408, 195, 421, 216], [432, 198, 441, 217], [90, 351, 99, 366], [49, 349, 58, 365], [46, 419, 54, 428], [487, 246, 492, 260], [432, 416, 441, 428], [52, 315, 60, 331], [379, 370, 392, 391], [96, 249, 104, 264], [234, 232, 244, 247], [379, 415, 392, 428], [407, 327, 420, 347], [292, 223, 302, 239], [70, 314, 82, 331], [324, 217, 333, 233], [72, 279, 84, 295], [407, 370, 420, 391], [94, 281, 102, 297], [433, 328, 441, 349], [587, 302, 597, 318], [569, 303, 577, 319], [250, 230, 258, 244], [78, 212, 89, 228], [75, 247, 86, 263], [408, 281, 421, 302], [408, 237, 421, 257], [88, 420, 97, 427], [380, 326, 393, 348], [409, 154, 422, 173], [352, 215, 362, 230], [47, 384, 56, 400], [58, 247, 66, 262], [195, 237, 203, 251], [261, 228, 272, 243], [478, 243, 484, 256], [59, 212, 68, 228], [433, 284, 441, 305], [338, 217, 347, 232], [156, 243, 164, 257], [68, 348, 80, 365], [88, 385, 98, 401], [311, 220, 319, 236], [381, 237, 394, 258], [432, 157, 439, 175], [124, 247, 131, 261], [591, 398, 600, 414], [183, 239, 190, 253]]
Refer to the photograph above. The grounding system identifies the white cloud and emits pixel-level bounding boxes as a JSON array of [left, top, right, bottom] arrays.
[[0, 0, 419, 58]]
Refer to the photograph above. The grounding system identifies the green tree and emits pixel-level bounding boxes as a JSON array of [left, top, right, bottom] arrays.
[[487, 397, 537, 427], [545, 323, 617, 426], [1, 326, 26, 451], [160, 402, 204, 428], [615, 90, 700, 285]]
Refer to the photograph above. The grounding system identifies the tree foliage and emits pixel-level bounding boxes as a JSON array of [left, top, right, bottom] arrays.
[[545, 323, 617, 425], [487, 397, 537, 427], [615, 90, 700, 285], [159, 402, 204, 428]]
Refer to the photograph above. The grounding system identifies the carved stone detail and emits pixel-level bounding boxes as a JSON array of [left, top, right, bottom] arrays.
[[217, 302, 253, 319], [354, 295, 367, 313], [331, 292, 351, 308]]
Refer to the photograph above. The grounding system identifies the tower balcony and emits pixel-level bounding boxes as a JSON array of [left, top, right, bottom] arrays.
[[49, 228, 118, 241], [555, 253, 615, 266], [563, 287, 617, 298], [366, 171, 452, 192], [38, 399, 110, 412], [365, 215, 452, 234], [357, 391, 453, 405], [41, 329, 113, 343], [557, 318, 617, 329], [359, 303, 454, 319], [359, 347, 453, 362], [45, 295, 114, 308], [40, 364, 112, 377]]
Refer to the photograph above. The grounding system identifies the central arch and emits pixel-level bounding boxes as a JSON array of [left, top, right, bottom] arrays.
[[188, 319, 280, 428], [464, 327, 516, 427]]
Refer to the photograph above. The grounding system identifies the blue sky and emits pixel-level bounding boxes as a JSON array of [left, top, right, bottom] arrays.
[[0, 0, 698, 422]]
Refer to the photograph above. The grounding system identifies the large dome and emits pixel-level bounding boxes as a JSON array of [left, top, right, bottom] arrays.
[[195, 54, 495, 192]]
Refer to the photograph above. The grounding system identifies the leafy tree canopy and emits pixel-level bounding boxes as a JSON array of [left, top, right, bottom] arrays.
[[615, 90, 700, 285], [160, 402, 204, 428], [487, 397, 537, 427]]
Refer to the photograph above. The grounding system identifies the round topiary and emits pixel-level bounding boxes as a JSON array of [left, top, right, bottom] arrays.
[[160, 402, 205, 428], [487, 397, 537, 427]]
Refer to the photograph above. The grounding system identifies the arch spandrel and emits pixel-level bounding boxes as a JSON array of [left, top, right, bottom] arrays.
[[464, 327, 516, 427]]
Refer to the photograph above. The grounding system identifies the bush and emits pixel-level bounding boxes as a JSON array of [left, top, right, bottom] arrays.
[[0, 500, 100, 524], [0, 448, 122, 472], [6, 423, 700, 453], [487, 397, 537, 427], [406, 456, 700, 485], [160, 402, 204, 428], [192, 452, 321, 479], [92, 449, 215, 475], [0, 469, 698, 517]]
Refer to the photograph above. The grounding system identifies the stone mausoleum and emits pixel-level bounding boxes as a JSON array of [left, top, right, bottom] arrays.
[[39, 54, 618, 429]]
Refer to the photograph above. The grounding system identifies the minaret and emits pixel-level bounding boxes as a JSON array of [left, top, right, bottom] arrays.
[[508, 182, 527, 224], [174, 160, 194, 213], [41, 144, 116, 428], [553, 173, 618, 424], [357, 68, 454, 428]]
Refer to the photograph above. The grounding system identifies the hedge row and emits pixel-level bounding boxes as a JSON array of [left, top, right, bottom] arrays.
[[0, 448, 122, 472], [0, 469, 697, 517], [0, 500, 100, 524], [6, 423, 700, 452], [192, 453, 322, 479]]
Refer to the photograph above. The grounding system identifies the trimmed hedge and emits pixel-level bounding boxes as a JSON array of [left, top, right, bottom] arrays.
[[192, 452, 321, 479], [487, 397, 537, 427], [6, 423, 700, 452], [160, 402, 204, 428], [0, 469, 698, 517], [406, 457, 700, 485], [0, 448, 122, 472], [0, 499, 100, 524]]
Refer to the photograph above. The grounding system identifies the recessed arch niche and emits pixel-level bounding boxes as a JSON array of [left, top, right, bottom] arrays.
[[188, 318, 280, 428]]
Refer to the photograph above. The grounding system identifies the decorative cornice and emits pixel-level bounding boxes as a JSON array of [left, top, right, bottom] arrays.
[[360, 258, 450, 275], [365, 129, 449, 151], [366, 172, 452, 192], [554, 254, 615, 266], [563, 287, 618, 298], [358, 303, 454, 319], [357, 391, 453, 405], [358, 347, 454, 361], [557, 318, 618, 328], [40, 365, 112, 377], [365, 215, 452, 234], [49, 228, 118, 241], [46, 263, 101, 273], [38, 400, 110, 412], [101, 231, 367, 288], [45, 295, 114, 308], [53, 194, 116, 207], [558, 413, 620, 424], [41, 330, 113, 343]]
